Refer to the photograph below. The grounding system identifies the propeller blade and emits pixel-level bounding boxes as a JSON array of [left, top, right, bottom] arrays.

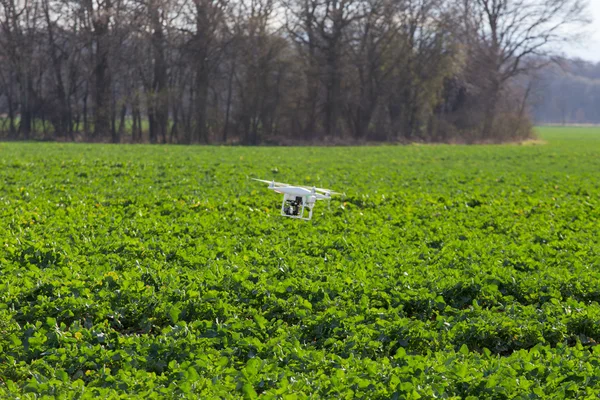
[[251, 178, 290, 187], [252, 179, 341, 194], [297, 185, 341, 195], [299, 186, 341, 194], [251, 178, 272, 184]]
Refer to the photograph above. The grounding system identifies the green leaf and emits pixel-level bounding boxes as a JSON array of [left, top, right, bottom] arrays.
[[169, 306, 180, 323], [242, 383, 257, 399], [253, 314, 267, 330], [395, 347, 407, 359]]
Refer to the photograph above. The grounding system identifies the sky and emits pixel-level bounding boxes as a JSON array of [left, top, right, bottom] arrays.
[[563, 1, 600, 62]]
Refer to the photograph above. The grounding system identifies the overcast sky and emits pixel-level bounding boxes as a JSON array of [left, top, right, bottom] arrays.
[[562, 1, 600, 62]]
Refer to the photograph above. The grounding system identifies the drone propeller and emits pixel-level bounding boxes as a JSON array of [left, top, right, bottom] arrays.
[[252, 178, 341, 195], [251, 178, 291, 187], [299, 185, 341, 195]]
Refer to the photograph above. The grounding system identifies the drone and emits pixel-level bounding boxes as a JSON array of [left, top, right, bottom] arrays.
[[252, 178, 340, 220]]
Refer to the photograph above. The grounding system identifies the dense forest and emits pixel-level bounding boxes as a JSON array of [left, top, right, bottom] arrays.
[[0, 0, 589, 144]]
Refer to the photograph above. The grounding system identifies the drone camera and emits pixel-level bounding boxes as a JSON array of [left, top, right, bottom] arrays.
[[283, 197, 301, 216]]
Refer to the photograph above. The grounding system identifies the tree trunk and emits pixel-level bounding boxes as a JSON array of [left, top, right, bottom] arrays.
[[482, 85, 499, 140], [324, 80, 337, 138], [148, 101, 157, 143], [43, 0, 71, 137], [132, 105, 139, 142], [93, 13, 111, 140], [150, 3, 168, 144], [72, 111, 79, 140], [111, 93, 119, 143], [305, 75, 318, 140], [7, 88, 16, 138], [223, 60, 235, 143], [170, 105, 179, 143], [83, 84, 89, 136], [195, 68, 209, 143], [118, 103, 127, 139], [19, 76, 34, 140]]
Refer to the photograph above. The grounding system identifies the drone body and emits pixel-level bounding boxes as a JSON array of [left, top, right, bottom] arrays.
[[253, 179, 339, 220]]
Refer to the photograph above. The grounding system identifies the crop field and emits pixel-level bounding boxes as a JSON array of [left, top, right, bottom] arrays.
[[1, 126, 600, 398]]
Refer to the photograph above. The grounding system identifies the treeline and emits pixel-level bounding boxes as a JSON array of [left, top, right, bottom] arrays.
[[0, 0, 588, 144], [532, 59, 600, 125]]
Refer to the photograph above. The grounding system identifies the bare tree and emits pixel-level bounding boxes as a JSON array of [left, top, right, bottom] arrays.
[[459, 0, 589, 138], [286, 0, 364, 138], [344, 0, 392, 139], [0, 0, 45, 139], [0, 0, 591, 143], [230, 0, 288, 144], [179, 0, 229, 143], [131, 0, 177, 143]]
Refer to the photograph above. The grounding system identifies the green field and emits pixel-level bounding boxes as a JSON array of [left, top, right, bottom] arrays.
[[1, 126, 599, 398]]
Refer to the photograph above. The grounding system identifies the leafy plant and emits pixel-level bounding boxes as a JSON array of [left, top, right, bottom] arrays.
[[0, 128, 600, 397]]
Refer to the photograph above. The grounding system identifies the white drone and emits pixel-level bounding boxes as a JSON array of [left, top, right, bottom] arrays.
[[253, 178, 340, 220]]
